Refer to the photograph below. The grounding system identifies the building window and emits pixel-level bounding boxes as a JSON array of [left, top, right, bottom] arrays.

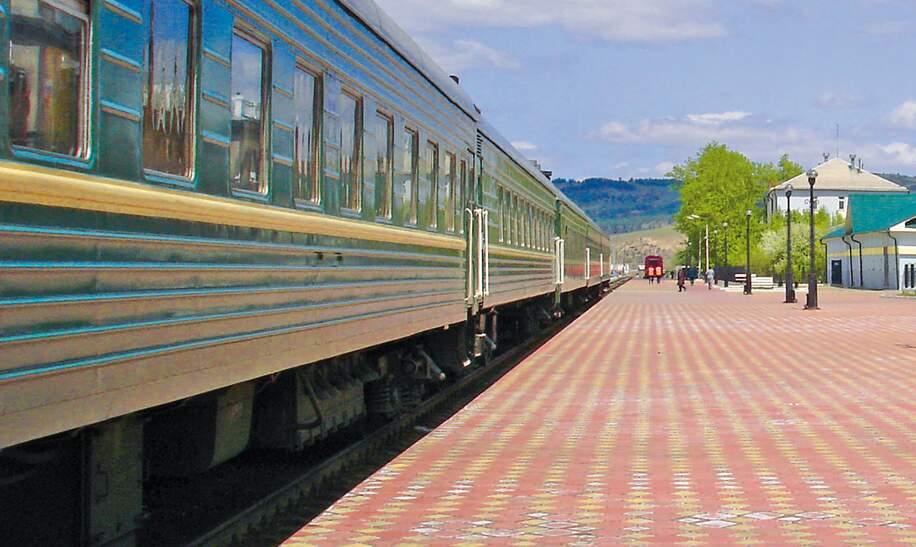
[[403, 128, 418, 224], [230, 32, 267, 195], [375, 112, 393, 218], [425, 141, 438, 228], [839, 196, 846, 211], [9, 0, 90, 157], [293, 67, 320, 203], [143, 0, 194, 177], [339, 92, 361, 211], [445, 152, 456, 232]]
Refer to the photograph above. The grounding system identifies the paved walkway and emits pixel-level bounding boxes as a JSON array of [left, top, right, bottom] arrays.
[[286, 282, 916, 545]]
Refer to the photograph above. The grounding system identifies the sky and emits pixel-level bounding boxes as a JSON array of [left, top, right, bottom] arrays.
[[374, 0, 916, 180]]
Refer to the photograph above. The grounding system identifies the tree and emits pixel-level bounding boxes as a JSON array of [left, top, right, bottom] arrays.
[[668, 143, 768, 267]]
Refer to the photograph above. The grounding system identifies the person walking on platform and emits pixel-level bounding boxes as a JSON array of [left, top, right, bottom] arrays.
[[677, 267, 686, 292], [706, 267, 715, 290]]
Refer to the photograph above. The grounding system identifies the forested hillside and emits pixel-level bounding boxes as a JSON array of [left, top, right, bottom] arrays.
[[877, 173, 916, 193], [552, 177, 680, 233]]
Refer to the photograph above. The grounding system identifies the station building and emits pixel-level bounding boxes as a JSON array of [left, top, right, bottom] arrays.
[[822, 194, 916, 292], [766, 157, 908, 220]]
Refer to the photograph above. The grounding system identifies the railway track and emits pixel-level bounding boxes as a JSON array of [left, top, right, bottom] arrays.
[[174, 277, 630, 547]]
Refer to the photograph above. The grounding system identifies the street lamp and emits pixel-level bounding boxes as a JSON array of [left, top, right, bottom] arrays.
[[784, 184, 796, 303], [744, 209, 752, 295], [805, 169, 819, 309], [713, 228, 719, 283], [723, 221, 729, 288]]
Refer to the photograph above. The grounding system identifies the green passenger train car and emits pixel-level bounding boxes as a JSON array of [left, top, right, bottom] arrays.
[[0, 0, 613, 543]]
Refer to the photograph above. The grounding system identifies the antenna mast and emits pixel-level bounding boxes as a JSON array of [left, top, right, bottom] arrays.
[[835, 123, 840, 158]]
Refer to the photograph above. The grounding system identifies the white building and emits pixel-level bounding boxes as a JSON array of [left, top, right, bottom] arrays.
[[766, 158, 908, 220], [822, 193, 916, 292]]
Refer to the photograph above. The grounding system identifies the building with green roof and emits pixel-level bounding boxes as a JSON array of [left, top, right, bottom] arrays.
[[822, 193, 916, 291]]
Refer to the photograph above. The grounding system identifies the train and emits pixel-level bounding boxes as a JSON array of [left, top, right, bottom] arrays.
[[0, 0, 614, 544], [644, 255, 665, 280]]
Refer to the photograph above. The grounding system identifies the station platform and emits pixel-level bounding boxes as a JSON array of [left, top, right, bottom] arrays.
[[285, 282, 916, 545]]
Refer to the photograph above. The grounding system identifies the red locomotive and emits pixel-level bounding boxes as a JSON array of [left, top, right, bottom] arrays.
[[644, 255, 665, 280]]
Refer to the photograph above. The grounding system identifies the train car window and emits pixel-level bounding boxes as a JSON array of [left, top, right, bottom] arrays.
[[525, 203, 532, 248], [143, 0, 195, 177], [496, 186, 504, 242], [403, 128, 418, 224], [339, 92, 361, 211], [9, 0, 90, 158], [293, 67, 321, 203], [444, 152, 457, 231], [375, 112, 393, 218], [458, 159, 467, 235], [230, 32, 267, 195], [512, 193, 519, 247], [424, 141, 438, 229]]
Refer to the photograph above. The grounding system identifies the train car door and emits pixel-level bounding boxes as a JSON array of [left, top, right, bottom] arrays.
[[464, 147, 487, 314], [553, 199, 565, 314]]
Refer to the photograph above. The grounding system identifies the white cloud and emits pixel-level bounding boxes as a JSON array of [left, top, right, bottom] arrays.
[[511, 141, 538, 152], [597, 114, 807, 152], [890, 100, 916, 129], [375, 0, 726, 43], [880, 143, 916, 165], [596, 113, 823, 165], [654, 161, 677, 174], [814, 91, 858, 110], [685, 111, 751, 125], [417, 39, 520, 72]]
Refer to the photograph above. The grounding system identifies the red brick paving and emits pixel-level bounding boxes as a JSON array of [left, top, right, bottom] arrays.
[[285, 282, 916, 545]]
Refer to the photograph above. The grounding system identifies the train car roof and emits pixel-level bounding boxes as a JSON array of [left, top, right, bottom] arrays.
[[478, 118, 606, 236], [337, 0, 479, 121]]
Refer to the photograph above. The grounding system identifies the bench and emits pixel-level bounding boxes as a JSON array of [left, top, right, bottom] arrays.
[[733, 274, 775, 290]]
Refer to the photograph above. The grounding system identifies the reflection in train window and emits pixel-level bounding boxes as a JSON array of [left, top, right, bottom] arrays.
[[425, 141, 438, 228], [143, 0, 195, 177], [339, 92, 361, 211], [403, 128, 418, 224], [9, 0, 90, 157], [445, 152, 456, 231], [230, 32, 267, 195], [293, 67, 321, 203], [375, 113, 393, 218]]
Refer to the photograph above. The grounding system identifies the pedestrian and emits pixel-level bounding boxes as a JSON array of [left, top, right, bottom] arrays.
[[706, 267, 715, 290], [677, 267, 686, 292]]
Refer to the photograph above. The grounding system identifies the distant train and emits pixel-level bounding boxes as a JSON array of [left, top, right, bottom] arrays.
[[645, 255, 665, 280], [0, 0, 614, 544]]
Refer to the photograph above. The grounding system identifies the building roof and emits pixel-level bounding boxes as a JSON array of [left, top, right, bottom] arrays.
[[823, 193, 916, 239], [772, 158, 907, 193]]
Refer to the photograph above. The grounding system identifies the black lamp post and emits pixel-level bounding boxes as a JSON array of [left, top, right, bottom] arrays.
[[784, 184, 796, 303], [744, 209, 754, 294], [805, 169, 819, 309], [744, 209, 752, 295], [713, 228, 719, 283], [723, 221, 729, 288]]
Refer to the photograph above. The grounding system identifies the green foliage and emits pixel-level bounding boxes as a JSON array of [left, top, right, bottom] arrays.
[[552, 178, 680, 233], [758, 209, 841, 282], [669, 143, 773, 266], [670, 143, 811, 272]]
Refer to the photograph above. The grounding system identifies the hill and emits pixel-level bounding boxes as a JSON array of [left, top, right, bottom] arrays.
[[876, 173, 916, 193], [609, 225, 684, 269], [552, 177, 680, 234]]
